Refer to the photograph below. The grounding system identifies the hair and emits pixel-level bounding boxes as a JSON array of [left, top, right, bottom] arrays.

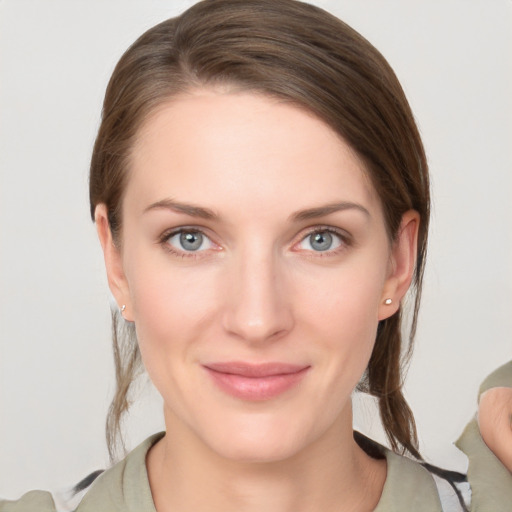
[[89, 0, 429, 464]]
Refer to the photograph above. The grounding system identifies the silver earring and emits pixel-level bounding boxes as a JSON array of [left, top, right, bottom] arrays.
[[120, 304, 126, 312], [384, 298, 393, 305]]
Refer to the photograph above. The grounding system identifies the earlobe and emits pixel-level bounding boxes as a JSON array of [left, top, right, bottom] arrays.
[[378, 210, 420, 320], [95, 204, 133, 321]]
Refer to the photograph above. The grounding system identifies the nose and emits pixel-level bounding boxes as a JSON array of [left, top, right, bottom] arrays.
[[221, 248, 294, 344]]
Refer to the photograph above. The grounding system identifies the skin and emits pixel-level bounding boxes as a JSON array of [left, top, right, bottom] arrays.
[[96, 89, 419, 512], [479, 387, 512, 472]]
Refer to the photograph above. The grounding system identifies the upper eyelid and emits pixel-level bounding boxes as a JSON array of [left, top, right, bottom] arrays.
[[293, 226, 351, 251], [296, 225, 351, 243], [160, 225, 214, 241]]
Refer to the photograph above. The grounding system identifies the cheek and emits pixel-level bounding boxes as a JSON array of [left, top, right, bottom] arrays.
[[125, 256, 222, 405], [121, 235, 220, 355], [297, 256, 388, 380], [130, 264, 218, 344], [301, 256, 387, 334]]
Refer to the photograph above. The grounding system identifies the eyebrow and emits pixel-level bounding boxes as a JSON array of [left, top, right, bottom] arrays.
[[289, 201, 370, 222], [144, 198, 217, 219], [143, 198, 370, 222]]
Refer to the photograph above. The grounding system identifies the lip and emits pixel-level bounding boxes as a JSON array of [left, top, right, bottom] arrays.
[[203, 362, 310, 401]]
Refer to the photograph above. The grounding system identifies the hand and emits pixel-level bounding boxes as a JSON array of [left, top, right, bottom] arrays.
[[478, 387, 512, 472]]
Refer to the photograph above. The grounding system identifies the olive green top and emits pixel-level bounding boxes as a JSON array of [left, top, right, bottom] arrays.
[[1, 361, 511, 512], [0, 432, 443, 512]]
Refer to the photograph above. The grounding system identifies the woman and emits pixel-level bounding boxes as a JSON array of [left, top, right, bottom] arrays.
[[1, 1, 510, 511]]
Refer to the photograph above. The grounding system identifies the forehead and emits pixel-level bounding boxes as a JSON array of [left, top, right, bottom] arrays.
[[126, 89, 380, 220]]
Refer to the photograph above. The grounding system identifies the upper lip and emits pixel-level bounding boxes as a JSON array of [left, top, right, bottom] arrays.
[[203, 362, 310, 378]]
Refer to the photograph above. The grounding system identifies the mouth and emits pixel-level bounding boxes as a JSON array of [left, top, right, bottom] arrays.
[[202, 362, 310, 401]]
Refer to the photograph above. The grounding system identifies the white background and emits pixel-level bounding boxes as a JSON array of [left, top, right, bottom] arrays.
[[1, 0, 511, 498]]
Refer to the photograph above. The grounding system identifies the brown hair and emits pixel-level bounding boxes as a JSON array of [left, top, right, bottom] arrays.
[[90, 0, 429, 463]]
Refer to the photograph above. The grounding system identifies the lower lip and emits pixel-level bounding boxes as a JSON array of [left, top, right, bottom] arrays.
[[204, 367, 309, 401]]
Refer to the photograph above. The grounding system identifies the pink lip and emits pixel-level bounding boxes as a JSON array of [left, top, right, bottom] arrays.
[[203, 362, 310, 401]]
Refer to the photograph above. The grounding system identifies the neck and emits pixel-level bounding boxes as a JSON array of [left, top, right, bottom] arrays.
[[147, 403, 386, 512]]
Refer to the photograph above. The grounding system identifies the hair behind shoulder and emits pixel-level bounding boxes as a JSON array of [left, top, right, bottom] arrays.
[[89, 0, 429, 463]]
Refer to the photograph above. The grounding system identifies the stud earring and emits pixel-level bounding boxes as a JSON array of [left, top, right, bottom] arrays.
[[384, 298, 393, 305], [120, 304, 126, 313]]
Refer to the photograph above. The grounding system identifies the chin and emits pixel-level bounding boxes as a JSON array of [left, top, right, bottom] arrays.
[[212, 436, 303, 464]]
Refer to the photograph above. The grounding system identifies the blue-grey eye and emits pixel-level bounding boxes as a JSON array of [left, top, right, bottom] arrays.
[[166, 230, 213, 253], [180, 231, 203, 251], [310, 231, 333, 251], [298, 230, 343, 252]]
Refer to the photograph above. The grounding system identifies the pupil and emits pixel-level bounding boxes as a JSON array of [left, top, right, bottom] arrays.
[[180, 232, 202, 251], [311, 232, 332, 251]]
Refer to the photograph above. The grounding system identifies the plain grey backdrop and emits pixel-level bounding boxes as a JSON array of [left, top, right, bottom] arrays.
[[1, 0, 511, 498]]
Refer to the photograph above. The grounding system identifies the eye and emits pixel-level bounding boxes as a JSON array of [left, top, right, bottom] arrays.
[[163, 228, 215, 256], [296, 228, 347, 253]]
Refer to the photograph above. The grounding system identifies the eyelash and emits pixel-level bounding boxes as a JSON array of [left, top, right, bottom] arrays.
[[158, 227, 217, 259], [296, 227, 352, 259], [158, 226, 352, 260]]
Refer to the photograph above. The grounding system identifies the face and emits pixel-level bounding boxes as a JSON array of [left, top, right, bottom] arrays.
[[98, 89, 417, 463]]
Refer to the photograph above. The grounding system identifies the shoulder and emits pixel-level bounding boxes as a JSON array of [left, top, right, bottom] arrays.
[[0, 490, 57, 512], [0, 432, 164, 512], [376, 449, 444, 512], [74, 432, 163, 512], [355, 432, 444, 511]]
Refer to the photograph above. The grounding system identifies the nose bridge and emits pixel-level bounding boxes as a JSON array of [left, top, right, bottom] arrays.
[[222, 240, 293, 343]]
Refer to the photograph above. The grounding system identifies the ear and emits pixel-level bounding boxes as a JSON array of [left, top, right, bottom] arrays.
[[95, 204, 133, 321], [378, 210, 420, 320]]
